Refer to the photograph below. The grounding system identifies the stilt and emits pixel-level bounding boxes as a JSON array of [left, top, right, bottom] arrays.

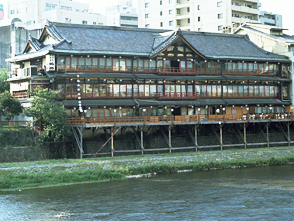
[[244, 123, 247, 149], [195, 125, 198, 152], [220, 124, 223, 151], [287, 122, 292, 146], [72, 126, 84, 159], [111, 127, 114, 157], [266, 123, 269, 147], [141, 126, 144, 155], [169, 125, 172, 153]]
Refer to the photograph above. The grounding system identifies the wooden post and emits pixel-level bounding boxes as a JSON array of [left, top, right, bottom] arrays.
[[111, 127, 114, 157], [220, 124, 223, 151], [266, 124, 269, 147], [244, 123, 247, 149], [141, 127, 144, 155], [195, 125, 198, 152], [169, 125, 172, 153], [80, 129, 83, 159], [288, 123, 290, 146]]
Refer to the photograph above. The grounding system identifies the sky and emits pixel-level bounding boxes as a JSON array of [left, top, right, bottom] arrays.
[[1, 0, 293, 34]]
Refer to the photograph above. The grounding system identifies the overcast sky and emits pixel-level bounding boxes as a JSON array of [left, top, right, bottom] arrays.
[[1, 0, 293, 34]]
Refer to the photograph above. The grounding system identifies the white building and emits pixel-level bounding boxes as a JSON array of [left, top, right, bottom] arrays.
[[138, 0, 259, 32], [5, 0, 106, 30], [234, 23, 294, 104], [106, 0, 138, 27], [259, 11, 282, 28]]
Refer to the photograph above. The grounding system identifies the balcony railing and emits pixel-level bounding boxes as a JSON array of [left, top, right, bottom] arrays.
[[67, 113, 294, 125], [157, 67, 197, 75], [156, 92, 197, 100], [12, 92, 30, 99]]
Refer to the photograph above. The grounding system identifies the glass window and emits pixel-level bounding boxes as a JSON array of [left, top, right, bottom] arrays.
[[86, 58, 91, 70], [223, 86, 227, 97], [104, 109, 110, 117], [275, 86, 279, 98], [113, 59, 119, 71], [107, 58, 112, 71], [66, 57, 70, 70], [157, 85, 163, 96], [134, 84, 138, 97], [249, 86, 254, 96], [228, 63, 233, 73], [58, 84, 65, 98], [86, 84, 92, 97], [207, 85, 212, 96], [195, 85, 200, 96], [126, 59, 132, 71], [127, 84, 132, 97], [254, 63, 258, 74], [100, 84, 106, 97], [274, 64, 279, 75], [265, 86, 270, 97], [112, 109, 117, 117], [254, 86, 259, 96], [144, 60, 149, 72], [207, 62, 211, 73], [120, 85, 126, 97], [139, 85, 144, 96], [113, 84, 119, 97], [222, 62, 227, 73], [99, 58, 105, 70], [145, 85, 150, 96], [150, 60, 156, 71], [78, 57, 85, 70], [201, 62, 206, 73], [282, 64, 288, 77], [201, 85, 206, 96], [80, 84, 85, 97], [93, 109, 98, 118], [150, 85, 156, 97], [233, 86, 238, 96], [139, 60, 143, 71], [71, 57, 77, 70], [212, 85, 217, 96], [268, 64, 274, 75], [93, 58, 98, 70], [72, 85, 78, 97], [228, 86, 233, 96], [233, 63, 238, 73], [66, 84, 72, 97], [260, 86, 264, 97], [248, 63, 253, 74], [133, 60, 138, 71], [238, 86, 243, 97], [259, 63, 264, 74], [238, 62, 243, 73], [120, 59, 126, 71], [244, 85, 248, 96], [217, 85, 221, 97], [58, 56, 65, 71], [93, 85, 99, 97], [270, 86, 275, 97]]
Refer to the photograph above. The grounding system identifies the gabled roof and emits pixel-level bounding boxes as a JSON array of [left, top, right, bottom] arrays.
[[23, 35, 42, 53], [234, 23, 294, 46], [7, 21, 291, 63]]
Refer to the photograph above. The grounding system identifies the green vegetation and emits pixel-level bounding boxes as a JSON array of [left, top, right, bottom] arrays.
[[1, 146, 294, 191], [0, 68, 9, 94], [0, 129, 35, 148], [24, 88, 72, 143], [0, 91, 23, 121]]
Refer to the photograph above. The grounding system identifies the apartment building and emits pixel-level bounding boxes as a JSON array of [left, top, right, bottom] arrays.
[[6, 0, 106, 30], [259, 11, 282, 28], [106, 0, 138, 28], [138, 0, 259, 32]]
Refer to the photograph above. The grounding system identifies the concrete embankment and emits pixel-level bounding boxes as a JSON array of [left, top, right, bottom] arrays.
[[1, 146, 294, 191]]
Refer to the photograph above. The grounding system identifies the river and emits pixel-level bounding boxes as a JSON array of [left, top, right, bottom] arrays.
[[1, 165, 294, 220]]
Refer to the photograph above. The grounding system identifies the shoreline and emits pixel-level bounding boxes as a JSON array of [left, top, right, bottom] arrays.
[[1, 146, 294, 191]]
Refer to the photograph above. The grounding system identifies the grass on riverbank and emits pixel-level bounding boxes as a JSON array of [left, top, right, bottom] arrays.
[[1, 146, 294, 191]]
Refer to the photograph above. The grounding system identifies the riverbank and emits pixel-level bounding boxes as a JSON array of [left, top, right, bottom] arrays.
[[1, 146, 294, 191]]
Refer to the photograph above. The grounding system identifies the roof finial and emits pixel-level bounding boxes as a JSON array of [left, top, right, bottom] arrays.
[[176, 28, 182, 36]]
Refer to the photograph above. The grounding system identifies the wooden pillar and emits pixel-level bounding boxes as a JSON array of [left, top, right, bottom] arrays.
[[220, 124, 223, 151], [111, 127, 114, 157], [195, 125, 198, 152], [141, 127, 144, 155], [169, 125, 172, 153], [244, 123, 247, 149], [288, 123, 291, 146], [266, 124, 269, 147]]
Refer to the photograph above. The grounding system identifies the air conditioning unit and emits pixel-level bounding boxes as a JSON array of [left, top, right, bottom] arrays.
[[46, 54, 56, 71], [17, 68, 24, 78]]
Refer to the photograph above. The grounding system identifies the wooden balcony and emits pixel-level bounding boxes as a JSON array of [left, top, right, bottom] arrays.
[[67, 113, 294, 125], [156, 92, 197, 100], [12, 91, 30, 99], [157, 67, 197, 75]]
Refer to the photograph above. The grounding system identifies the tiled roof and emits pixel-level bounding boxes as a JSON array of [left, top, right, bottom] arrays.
[[11, 21, 290, 62]]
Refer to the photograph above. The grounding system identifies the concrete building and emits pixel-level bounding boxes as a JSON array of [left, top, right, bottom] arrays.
[[138, 0, 259, 32], [106, 0, 138, 28], [5, 0, 106, 30], [259, 11, 282, 28], [0, 4, 4, 20], [234, 23, 294, 104]]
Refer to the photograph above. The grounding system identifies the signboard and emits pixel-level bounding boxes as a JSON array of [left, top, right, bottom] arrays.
[[0, 4, 3, 11]]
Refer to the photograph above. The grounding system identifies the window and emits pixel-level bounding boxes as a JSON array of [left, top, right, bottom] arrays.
[[217, 1, 223, 7], [10, 10, 15, 14], [93, 22, 96, 25], [187, 7, 190, 12], [177, 20, 180, 25], [45, 3, 56, 11], [82, 20, 87, 24], [65, 18, 71, 23], [198, 17, 200, 22], [198, 28, 201, 31], [177, 9, 180, 14], [98, 23, 103, 25], [188, 18, 190, 23], [169, 21, 173, 26], [160, 11, 163, 16], [218, 25, 223, 31], [169, 0, 173, 3], [218, 13, 223, 19], [197, 5, 200, 10], [160, 22, 163, 27], [145, 3, 149, 8], [160, 0, 162, 5], [61, 6, 72, 11], [145, 24, 149, 28], [145, 14, 149, 18], [169, 10, 173, 15]]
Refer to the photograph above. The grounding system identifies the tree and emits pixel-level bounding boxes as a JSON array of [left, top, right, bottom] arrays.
[[0, 68, 10, 93], [0, 91, 23, 121], [24, 87, 71, 143]]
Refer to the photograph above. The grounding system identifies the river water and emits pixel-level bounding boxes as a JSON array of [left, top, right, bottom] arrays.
[[1, 165, 294, 220]]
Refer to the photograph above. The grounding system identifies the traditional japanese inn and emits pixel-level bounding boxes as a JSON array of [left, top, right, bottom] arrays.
[[6, 21, 294, 158]]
